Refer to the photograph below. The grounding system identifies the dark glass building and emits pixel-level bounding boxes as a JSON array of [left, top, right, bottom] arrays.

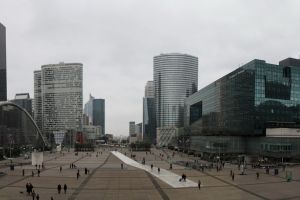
[[93, 99, 105, 134], [143, 97, 156, 144], [183, 58, 300, 159], [0, 102, 49, 152], [84, 95, 105, 134], [0, 23, 6, 101]]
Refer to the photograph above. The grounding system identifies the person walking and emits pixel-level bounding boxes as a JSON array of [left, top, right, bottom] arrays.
[[64, 184, 67, 194], [26, 183, 30, 195], [31, 190, 36, 200], [36, 194, 40, 200], [57, 184, 62, 194], [60, 166, 62, 172], [37, 169, 40, 177], [256, 172, 260, 179], [232, 173, 235, 181], [77, 172, 80, 180], [32, 171, 34, 177], [151, 164, 153, 170], [121, 163, 123, 169], [22, 169, 25, 176], [198, 180, 201, 190], [158, 168, 160, 174]]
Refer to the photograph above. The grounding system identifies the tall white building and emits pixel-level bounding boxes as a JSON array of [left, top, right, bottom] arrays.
[[154, 53, 198, 128], [34, 71, 42, 130], [34, 62, 83, 140], [154, 53, 198, 146]]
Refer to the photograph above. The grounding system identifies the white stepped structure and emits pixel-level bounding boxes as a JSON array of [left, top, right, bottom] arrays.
[[111, 151, 197, 188]]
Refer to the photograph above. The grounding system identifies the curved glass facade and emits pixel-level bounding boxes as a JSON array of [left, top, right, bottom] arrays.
[[154, 53, 198, 128], [0, 102, 48, 150]]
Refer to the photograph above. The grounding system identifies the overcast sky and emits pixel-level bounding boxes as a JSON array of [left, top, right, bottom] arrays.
[[0, 0, 300, 136]]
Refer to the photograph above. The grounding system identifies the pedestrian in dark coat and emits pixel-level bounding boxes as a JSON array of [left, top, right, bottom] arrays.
[[64, 184, 67, 194]]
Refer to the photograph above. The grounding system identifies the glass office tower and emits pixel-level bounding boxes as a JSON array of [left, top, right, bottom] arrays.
[[0, 23, 6, 101], [185, 58, 300, 136], [154, 53, 198, 128], [184, 58, 300, 158]]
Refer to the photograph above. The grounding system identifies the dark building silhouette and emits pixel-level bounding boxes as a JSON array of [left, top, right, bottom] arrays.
[[0, 23, 6, 101], [11, 93, 33, 116], [84, 94, 105, 134]]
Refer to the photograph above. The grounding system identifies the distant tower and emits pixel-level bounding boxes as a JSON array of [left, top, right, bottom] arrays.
[[154, 53, 198, 128], [143, 81, 156, 144], [84, 94, 105, 134], [0, 23, 7, 101], [11, 93, 33, 116]]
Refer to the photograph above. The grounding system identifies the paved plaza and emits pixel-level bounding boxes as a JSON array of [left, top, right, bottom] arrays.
[[0, 148, 300, 200]]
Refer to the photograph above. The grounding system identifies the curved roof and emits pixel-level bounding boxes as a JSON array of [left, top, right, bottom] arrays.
[[0, 101, 49, 147]]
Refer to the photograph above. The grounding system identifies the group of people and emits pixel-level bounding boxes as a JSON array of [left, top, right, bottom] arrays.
[[57, 184, 68, 194], [26, 183, 39, 200], [70, 163, 77, 168]]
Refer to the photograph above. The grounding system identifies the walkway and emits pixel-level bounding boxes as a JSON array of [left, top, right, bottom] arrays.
[[111, 151, 198, 188]]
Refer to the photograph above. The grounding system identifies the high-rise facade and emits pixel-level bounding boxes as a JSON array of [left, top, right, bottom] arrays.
[[34, 71, 42, 130], [11, 93, 33, 116], [183, 58, 300, 159], [154, 53, 198, 128], [143, 81, 156, 144], [144, 81, 154, 98], [34, 62, 83, 141], [84, 94, 105, 134], [129, 121, 136, 136], [0, 23, 7, 101]]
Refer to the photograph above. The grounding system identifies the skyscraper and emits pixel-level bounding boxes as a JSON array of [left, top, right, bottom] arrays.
[[34, 62, 83, 141], [143, 81, 156, 144], [34, 70, 42, 130], [84, 94, 105, 134], [154, 53, 198, 128], [0, 23, 6, 101], [144, 81, 154, 98]]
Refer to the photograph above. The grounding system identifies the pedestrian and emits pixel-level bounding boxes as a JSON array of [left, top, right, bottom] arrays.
[[158, 167, 160, 173], [151, 164, 153, 170], [57, 184, 62, 194], [36, 194, 40, 200], [32, 171, 34, 177], [29, 183, 33, 194], [85, 168, 87, 175], [31, 190, 36, 200], [26, 183, 30, 195], [51, 196, 54, 200], [22, 169, 25, 176], [170, 163, 173, 170], [64, 184, 67, 194], [183, 174, 187, 182], [77, 172, 80, 180], [232, 173, 235, 181], [198, 180, 201, 190], [37, 169, 40, 177], [121, 163, 123, 169], [60, 166, 62, 172], [256, 172, 259, 179]]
